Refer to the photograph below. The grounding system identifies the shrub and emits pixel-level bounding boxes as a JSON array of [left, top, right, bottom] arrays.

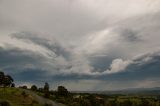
[[21, 91, 28, 98], [0, 100, 11, 106], [44, 103, 52, 106]]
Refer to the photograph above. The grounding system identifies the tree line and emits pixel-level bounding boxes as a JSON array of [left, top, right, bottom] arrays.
[[29, 82, 69, 98]]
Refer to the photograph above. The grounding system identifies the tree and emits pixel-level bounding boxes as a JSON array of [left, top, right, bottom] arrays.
[[19, 85, 28, 89], [0, 72, 14, 88], [31, 85, 37, 91], [44, 82, 50, 98], [44, 82, 49, 91], [0, 72, 5, 86], [11, 83, 15, 87], [57, 86, 68, 97], [0, 71, 14, 88], [3, 75, 14, 87]]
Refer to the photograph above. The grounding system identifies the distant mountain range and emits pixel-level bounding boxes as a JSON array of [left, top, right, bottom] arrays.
[[72, 87, 160, 95], [121, 87, 160, 91], [100, 87, 160, 95]]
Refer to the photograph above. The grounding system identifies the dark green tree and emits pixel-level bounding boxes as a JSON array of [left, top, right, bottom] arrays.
[[11, 83, 15, 87], [57, 86, 68, 97], [44, 82, 50, 98], [3, 75, 14, 87], [31, 85, 37, 91], [0, 71, 5, 86], [44, 82, 49, 91]]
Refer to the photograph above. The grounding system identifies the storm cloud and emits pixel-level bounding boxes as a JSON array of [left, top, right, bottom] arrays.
[[0, 0, 160, 90]]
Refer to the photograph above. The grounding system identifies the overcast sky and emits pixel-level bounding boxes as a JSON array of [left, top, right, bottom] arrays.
[[0, 0, 160, 91]]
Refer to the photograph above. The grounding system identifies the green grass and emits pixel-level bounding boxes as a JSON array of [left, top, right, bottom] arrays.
[[0, 87, 43, 106]]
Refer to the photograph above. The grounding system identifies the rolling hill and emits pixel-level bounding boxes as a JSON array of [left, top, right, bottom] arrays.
[[0, 87, 63, 106]]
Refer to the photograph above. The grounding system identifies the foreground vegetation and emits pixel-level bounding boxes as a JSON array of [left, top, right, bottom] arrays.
[[0, 87, 44, 106], [41, 90, 160, 106], [1, 87, 160, 106]]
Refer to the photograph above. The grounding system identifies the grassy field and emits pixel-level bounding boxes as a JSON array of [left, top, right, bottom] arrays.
[[1, 87, 160, 106], [0, 87, 44, 106]]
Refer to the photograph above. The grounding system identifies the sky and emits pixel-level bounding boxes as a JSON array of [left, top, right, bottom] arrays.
[[0, 0, 160, 91]]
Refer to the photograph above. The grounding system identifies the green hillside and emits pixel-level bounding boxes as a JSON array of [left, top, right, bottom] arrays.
[[0, 87, 52, 106]]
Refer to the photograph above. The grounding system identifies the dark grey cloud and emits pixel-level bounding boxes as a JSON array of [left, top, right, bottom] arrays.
[[2, 29, 160, 78], [37, 50, 160, 90], [0, 46, 52, 83], [117, 29, 141, 42], [11, 32, 71, 59], [89, 55, 117, 72], [0, 46, 44, 68], [0, 43, 160, 90], [105, 50, 160, 81], [12, 69, 47, 82], [1, 0, 160, 90]]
